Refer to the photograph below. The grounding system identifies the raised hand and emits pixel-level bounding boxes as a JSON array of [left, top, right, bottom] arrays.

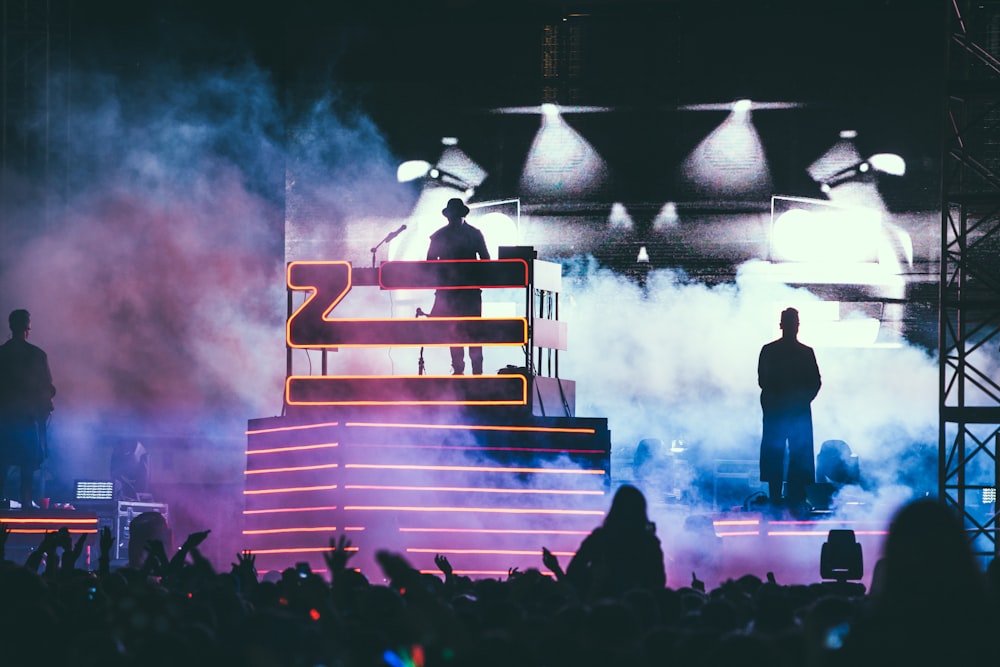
[[323, 534, 354, 576], [168, 529, 211, 572], [55, 526, 73, 552], [98, 526, 114, 575], [99, 526, 114, 557], [61, 533, 88, 572], [541, 547, 565, 580], [434, 553, 453, 578], [691, 571, 705, 593], [182, 529, 211, 551], [232, 549, 256, 576], [25, 530, 57, 572]]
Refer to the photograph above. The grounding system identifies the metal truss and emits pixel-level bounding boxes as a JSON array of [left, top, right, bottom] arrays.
[[940, 0, 1000, 560]]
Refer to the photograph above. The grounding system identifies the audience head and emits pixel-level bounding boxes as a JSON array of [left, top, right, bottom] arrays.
[[604, 484, 651, 532], [8, 309, 29, 334], [128, 511, 173, 569]]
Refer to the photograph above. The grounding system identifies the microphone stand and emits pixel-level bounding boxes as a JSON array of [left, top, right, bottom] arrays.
[[370, 225, 407, 268], [415, 307, 429, 374]]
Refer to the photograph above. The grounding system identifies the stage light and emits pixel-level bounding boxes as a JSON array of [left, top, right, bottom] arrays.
[[519, 103, 609, 199], [816, 440, 860, 486], [609, 202, 633, 229], [771, 205, 882, 264], [473, 210, 518, 258], [820, 529, 863, 583], [397, 160, 433, 183], [636, 246, 650, 263], [867, 153, 906, 176], [652, 202, 679, 229], [680, 100, 772, 198], [732, 98, 752, 113], [389, 141, 493, 265], [818, 152, 906, 192]]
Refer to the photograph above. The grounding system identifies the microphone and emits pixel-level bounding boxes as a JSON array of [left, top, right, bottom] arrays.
[[371, 224, 407, 253], [384, 224, 407, 243]]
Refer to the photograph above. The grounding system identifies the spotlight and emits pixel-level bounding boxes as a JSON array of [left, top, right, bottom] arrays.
[[396, 160, 475, 193], [820, 529, 863, 583], [732, 98, 752, 113], [817, 439, 860, 486], [818, 152, 906, 191], [867, 153, 906, 177], [397, 160, 433, 183]]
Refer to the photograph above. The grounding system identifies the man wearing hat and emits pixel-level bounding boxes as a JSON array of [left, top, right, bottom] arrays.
[[758, 307, 821, 513], [427, 198, 490, 375]]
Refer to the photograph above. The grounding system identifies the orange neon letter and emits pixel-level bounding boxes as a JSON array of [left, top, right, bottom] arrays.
[[287, 261, 351, 348]]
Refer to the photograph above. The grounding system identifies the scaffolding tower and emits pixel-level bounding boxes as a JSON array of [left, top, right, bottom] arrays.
[[940, 0, 1000, 561]]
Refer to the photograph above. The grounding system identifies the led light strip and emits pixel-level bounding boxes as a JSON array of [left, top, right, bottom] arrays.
[[243, 506, 338, 514], [344, 463, 604, 475], [246, 463, 340, 475], [246, 422, 339, 435], [344, 484, 604, 496], [344, 505, 604, 516], [346, 421, 597, 435], [247, 442, 339, 455], [407, 548, 575, 556], [244, 484, 338, 495]]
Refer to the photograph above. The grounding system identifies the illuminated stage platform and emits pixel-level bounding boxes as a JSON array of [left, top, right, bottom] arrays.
[[244, 414, 610, 577], [244, 251, 612, 579]]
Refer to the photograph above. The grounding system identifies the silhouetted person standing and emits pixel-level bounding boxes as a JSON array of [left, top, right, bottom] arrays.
[[427, 198, 490, 375], [758, 307, 820, 510], [0, 309, 56, 509]]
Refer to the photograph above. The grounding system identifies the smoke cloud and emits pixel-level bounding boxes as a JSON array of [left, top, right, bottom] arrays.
[[0, 50, 942, 582], [0, 61, 290, 559], [557, 257, 939, 584]]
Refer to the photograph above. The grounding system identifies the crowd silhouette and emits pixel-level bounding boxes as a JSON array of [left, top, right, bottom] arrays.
[[0, 489, 997, 667]]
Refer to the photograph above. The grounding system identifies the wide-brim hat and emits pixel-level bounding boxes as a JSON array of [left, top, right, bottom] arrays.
[[442, 198, 470, 218]]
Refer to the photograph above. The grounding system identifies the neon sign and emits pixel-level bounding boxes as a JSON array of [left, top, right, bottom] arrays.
[[285, 259, 531, 406]]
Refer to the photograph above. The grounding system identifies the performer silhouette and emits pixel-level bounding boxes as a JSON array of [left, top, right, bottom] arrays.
[[0, 309, 56, 509], [426, 198, 490, 375], [758, 307, 821, 511]]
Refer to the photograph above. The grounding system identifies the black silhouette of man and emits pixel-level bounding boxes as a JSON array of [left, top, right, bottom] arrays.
[[427, 198, 490, 375], [758, 307, 821, 509], [0, 309, 56, 509]]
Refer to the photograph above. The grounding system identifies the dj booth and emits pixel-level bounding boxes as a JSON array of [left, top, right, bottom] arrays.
[[244, 249, 611, 578]]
